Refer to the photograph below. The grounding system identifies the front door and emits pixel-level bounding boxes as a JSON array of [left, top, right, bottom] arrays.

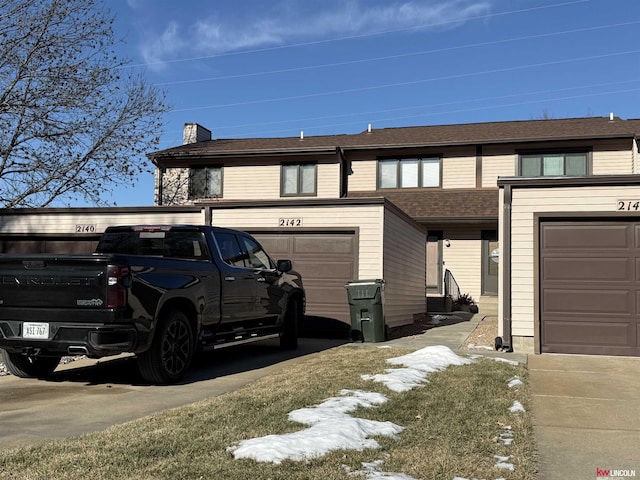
[[426, 231, 443, 294], [482, 230, 499, 295]]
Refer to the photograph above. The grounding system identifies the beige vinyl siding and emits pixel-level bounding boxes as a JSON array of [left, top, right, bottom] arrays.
[[442, 154, 476, 189], [0, 208, 207, 235], [509, 185, 640, 338], [223, 165, 280, 200], [210, 205, 384, 279], [441, 226, 483, 301], [482, 154, 515, 187], [382, 209, 426, 327], [592, 139, 634, 175], [316, 163, 341, 198], [349, 160, 377, 192]]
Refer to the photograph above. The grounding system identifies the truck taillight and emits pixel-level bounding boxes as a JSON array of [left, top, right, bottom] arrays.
[[106, 265, 129, 308]]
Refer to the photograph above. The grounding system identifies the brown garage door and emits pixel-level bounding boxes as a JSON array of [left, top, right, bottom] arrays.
[[251, 231, 357, 326], [540, 220, 640, 356]]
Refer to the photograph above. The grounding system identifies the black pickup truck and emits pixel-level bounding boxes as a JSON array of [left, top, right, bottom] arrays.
[[0, 225, 305, 383]]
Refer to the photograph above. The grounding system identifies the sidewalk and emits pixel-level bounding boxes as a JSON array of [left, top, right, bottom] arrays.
[[529, 354, 640, 480]]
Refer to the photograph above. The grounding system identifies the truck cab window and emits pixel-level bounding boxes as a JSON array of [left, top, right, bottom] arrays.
[[214, 233, 248, 267], [240, 236, 274, 270]]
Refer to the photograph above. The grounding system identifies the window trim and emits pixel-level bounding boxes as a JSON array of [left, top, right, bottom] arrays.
[[516, 149, 592, 177], [376, 156, 443, 190], [280, 163, 317, 197], [188, 166, 223, 199]]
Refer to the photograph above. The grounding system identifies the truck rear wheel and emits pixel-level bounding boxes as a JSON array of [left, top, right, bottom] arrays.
[[137, 310, 194, 384], [280, 299, 299, 350], [1, 350, 61, 378]]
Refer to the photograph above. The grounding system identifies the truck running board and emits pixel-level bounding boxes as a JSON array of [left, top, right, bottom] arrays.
[[211, 333, 280, 350]]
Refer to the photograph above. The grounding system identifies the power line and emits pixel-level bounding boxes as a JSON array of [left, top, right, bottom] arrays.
[[154, 20, 640, 87], [169, 49, 640, 112], [127, 0, 590, 69]]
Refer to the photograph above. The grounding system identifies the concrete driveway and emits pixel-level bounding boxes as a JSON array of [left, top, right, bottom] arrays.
[[529, 354, 640, 479], [0, 337, 346, 450]]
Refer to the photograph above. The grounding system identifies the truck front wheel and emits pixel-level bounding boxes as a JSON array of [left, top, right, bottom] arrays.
[[1, 350, 61, 378], [138, 310, 194, 384]]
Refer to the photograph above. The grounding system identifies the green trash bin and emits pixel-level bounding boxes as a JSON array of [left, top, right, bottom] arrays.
[[345, 279, 385, 342]]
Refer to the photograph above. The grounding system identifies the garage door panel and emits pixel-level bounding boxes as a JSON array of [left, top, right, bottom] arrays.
[[543, 289, 632, 314], [543, 320, 633, 348], [541, 220, 640, 356], [293, 236, 354, 254], [542, 224, 630, 249], [257, 236, 291, 256], [543, 257, 629, 281], [293, 260, 354, 279]]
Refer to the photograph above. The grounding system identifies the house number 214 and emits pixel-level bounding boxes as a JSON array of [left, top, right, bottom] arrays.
[[617, 200, 640, 211]]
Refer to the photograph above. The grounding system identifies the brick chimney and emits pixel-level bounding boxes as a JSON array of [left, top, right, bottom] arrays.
[[183, 123, 212, 145]]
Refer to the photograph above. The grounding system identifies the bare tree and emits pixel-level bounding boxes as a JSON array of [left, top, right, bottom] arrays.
[[0, 0, 168, 207]]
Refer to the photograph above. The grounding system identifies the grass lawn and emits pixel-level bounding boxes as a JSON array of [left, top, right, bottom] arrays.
[[0, 345, 535, 480]]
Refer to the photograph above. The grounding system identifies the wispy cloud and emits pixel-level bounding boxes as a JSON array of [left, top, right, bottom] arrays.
[[138, 0, 492, 68]]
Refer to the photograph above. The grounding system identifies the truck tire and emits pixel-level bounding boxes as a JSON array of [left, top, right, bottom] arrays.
[[1, 350, 61, 378], [280, 299, 299, 350], [137, 310, 194, 384]]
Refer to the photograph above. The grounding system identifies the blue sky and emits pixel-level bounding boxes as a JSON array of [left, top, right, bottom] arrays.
[[104, 0, 640, 206]]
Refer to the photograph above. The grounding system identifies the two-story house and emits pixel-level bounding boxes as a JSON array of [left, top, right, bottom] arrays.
[[2, 115, 640, 356], [149, 116, 640, 354]]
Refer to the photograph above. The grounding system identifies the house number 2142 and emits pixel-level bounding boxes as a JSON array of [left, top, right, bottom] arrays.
[[279, 218, 302, 227]]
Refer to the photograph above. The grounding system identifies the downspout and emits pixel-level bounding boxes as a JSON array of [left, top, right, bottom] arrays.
[[337, 147, 351, 198], [498, 184, 513, 352]]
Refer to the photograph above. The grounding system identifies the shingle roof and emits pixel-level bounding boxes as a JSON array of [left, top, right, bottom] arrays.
[[150, 116, 640, 159], [347, 189, 499, 220]]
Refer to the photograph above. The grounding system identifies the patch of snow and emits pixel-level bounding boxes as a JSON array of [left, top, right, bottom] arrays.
[[495, 462, 515, 471], [467, 343, 494, 351], [362, 368, 429, 393], [363, 345, 472, 393], [509, 401, 525, 413], [507, 377, 523, 388], [494, 455, 515, 471], [350, 460, 420, 480], [229, 389, 404, 464]]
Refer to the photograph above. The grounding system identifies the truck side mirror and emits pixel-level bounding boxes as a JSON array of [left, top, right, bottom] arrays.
[[276, 259, 292, 273]]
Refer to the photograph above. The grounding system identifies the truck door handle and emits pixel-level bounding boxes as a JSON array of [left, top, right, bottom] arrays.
[[224, 276, 235, 281]]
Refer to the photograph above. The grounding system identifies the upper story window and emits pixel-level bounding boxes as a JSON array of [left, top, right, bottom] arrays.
[[281, 163, 316, 196], [189, 166, 222, 199], [518, 152, 589, 177], [378, 157, 441, 189]]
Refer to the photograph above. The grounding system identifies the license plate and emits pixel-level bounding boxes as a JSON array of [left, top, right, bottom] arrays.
[[23, 322, 49, 339]]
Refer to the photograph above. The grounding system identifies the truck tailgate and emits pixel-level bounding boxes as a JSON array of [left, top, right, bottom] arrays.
[[0, 255, 110, 308]]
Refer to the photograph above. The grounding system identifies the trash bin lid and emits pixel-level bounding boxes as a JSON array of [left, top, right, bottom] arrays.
[[345, 279, 384, 287]]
